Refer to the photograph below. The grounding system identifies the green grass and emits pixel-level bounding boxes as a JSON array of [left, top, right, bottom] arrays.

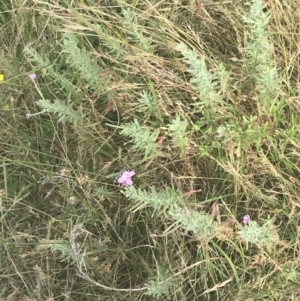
[[1, 0, 300, 300]]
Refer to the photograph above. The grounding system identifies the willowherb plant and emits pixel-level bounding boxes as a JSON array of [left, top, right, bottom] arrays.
[[119, 119, 160, 158], [62, 33, 108, 95], [117, 170, 135, 186], [256, 67, 281, 108], [120, 5, 154, 52], [243, 0, 281, 110], [216, 115, 269, 156], [123, 185, 218, 239], [177, 42, 223, 111], [145, 267, 176, 300], [167, 114, 189, 154], [36, 98, 83, 125], [238, 218, 278, 249], [25, 47, 77, 96], [93, 23, 127, 59], [243, 0, 272, 71], [136, 90, 160, 117], [169, 205, 217, 239], [48, 241, 73, 262], [218, 63, 232, 94], [122, 185, 185, 213], [93, 186, 109, 202], [145, 279, 169, 300]]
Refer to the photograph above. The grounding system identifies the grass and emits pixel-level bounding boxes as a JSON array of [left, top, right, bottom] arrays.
[[1, 0, 300, 300]]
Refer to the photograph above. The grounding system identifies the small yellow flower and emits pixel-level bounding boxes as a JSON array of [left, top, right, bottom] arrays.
[[0, 74, 4, 82]]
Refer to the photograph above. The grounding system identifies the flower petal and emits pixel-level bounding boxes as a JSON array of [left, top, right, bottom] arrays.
[[117, 175, 127, 184], [121, 171, 130, 177], [125, 178, 133, 186], [127, 170, 135, 177], [242, 214, 250, 224], [29, 73, 37, 80]]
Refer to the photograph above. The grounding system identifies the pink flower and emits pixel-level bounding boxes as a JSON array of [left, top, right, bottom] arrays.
[[117, 170, 135, 186], [242, 214, 250, 225], [29, 73, 36, 81]]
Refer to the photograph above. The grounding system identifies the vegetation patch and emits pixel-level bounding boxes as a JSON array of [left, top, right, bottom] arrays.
[[1, 0, 300, 300]]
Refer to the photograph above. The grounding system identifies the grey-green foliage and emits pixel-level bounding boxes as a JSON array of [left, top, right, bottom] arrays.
[[49, 242, 73, 262], [177, 42, 223, 111], [145, 279, 170, 300], [120, 119, 160, 158], [216, 115, 268, 153], [25, 47, 51, 69], [121, 6, 154, 52], [169, 205, 217, 239], [93, 23, 126, 59], [137, 90, 160, 116], [145, 267, 175, 300], [243, 0, 272, 70], [36, 98, 83, 125], [238, 218, 278, 249], [257, 67, 281, 102], [123, 185, 217, 239], [243, 0, 281, 107], [25, 47, 76, 96], [167, 114, 189, 154], [218, 63, 232, 94], [62, 33, 107, 94], [93, 186, 109, 202], [122, 185, 185, 213]]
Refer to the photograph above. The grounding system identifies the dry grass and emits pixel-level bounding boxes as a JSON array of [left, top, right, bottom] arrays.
[[1, 0, 300, 300]]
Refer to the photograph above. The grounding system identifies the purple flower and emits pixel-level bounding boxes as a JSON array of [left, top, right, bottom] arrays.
[[117, 170, 135, 186], [29, 73, 36, 81], [26, 113, 31, 119], [242, 214, 250, 225]]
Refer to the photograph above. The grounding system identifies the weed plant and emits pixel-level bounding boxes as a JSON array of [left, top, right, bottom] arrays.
[[1, 0, 300, 300]]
